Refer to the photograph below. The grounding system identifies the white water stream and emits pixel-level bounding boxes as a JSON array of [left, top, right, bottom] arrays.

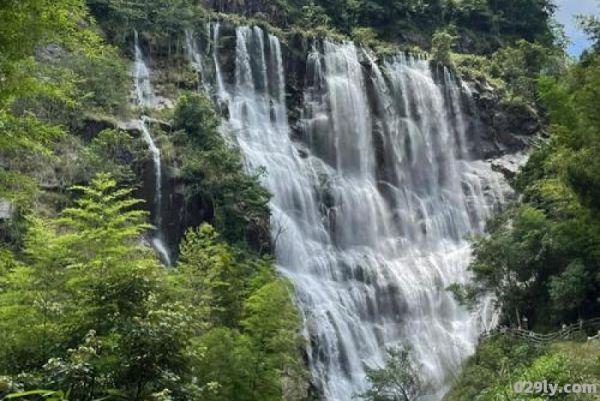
[[133, 31, 172, 266], [186, 25, 507, 400]]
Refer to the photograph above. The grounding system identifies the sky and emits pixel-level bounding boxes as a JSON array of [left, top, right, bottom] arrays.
[[554, 0, 599, 56]]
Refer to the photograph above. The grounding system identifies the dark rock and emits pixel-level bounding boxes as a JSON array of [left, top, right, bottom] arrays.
[[492, 111, 510, 133], [464, 77, 544, 159], [78, 115, 119, 141], [504, 103, 541, 136]]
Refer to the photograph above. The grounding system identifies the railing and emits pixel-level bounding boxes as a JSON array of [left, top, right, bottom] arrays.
[[481, 317, 600, 344]]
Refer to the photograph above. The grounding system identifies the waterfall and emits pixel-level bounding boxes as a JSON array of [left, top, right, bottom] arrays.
[[186, 25, 509, 400], [134, 30, 155, 109], [133, 31, 172, 266], [185, 29, 208, 91]]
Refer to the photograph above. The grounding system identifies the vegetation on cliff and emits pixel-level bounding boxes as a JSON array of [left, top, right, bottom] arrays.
[[461, 32, 600, 330], [2, 0, 598, 400], [0, 1, 303, 400], [446, 11, 600, 401], [445, 336, 600, 401]]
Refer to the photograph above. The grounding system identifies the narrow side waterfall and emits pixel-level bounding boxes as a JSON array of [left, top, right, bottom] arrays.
[[132, 31, 172, 266], [186, 26, 508, 400]]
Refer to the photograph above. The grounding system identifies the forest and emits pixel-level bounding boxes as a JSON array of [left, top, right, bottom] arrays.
[[1, 0, 600, 401]]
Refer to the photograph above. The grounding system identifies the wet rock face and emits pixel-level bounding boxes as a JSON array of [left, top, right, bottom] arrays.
[[465, 77, 544, 159], [491, 152, 529, 181]]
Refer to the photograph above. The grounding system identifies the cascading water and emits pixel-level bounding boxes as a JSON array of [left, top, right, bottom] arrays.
[[186, 26, 508, 400], [132, 31, 172, 266]]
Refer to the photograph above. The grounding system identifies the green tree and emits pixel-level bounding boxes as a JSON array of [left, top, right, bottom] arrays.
[[56, 174, 157, 332], [176, 224, 245, 327], [548, 260, 590, 315], [173, 93, 220, 149], [297, 0, 332, 29], [577, 13, 600, 53], [431, 28, 457, 66], [173, 94, 271, 247], [241, 280, 303, 401], [0, 217, 71, 373], [82, 129, 146, 184], [469, 205, 553, 326], [358, 346, 426, 401]]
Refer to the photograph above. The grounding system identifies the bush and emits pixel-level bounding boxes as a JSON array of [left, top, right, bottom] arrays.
[[432, 28, 457, 67]]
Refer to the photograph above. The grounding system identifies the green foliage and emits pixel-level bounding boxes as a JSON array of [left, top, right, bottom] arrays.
[[173, 93, 271, 247], [173, 94, 220, 149], [468, 205, 552, 325], [448, 338, 600, 401], [490, 40, 563, 101], [577, 14, 600, 54], [177, 224, 245, 327], [359, 346, 426, 401], [1, 175, 175, 397], [432, 28, 457, 66], [239, 280, 303, 401], [82, 129, 146, 184], [173, 225, 304, 401], [297, 1, 332, 30], [445, 336, 544, 401], [486, 0, 556, 44], [1, 175, 303, 401], [4, 390, 68, 401], [462, 54, 600, 328], [548, 260, 590, 313], [0, 2, 305, 400], [64, 48, 129, 115], [0, 0, 128, 222], [351, 27, 379, 46], [454, 39, 566, 105], [87, 0, 197, 43], [0, 0, 102, 109]]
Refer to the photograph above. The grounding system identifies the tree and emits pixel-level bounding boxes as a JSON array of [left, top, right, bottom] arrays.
[[241, 280, 303, 401], [297, 0, 332, 29], [548, 260, 590, 315], [431, 28, 457, 67], [469, 205, 553, 326], [487, 0, 556, 44], [55, 174, 158, 332], [176, 224, 245, 327], [173, 94, 271, 247], [173, 93, 220, 149], [358, 346, 426, 401], [0, 174, 199, 400], [577, 14, 600, 54]]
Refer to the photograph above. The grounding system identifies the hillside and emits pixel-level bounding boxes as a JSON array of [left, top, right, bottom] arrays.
[[1, 1, 599, 401]]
